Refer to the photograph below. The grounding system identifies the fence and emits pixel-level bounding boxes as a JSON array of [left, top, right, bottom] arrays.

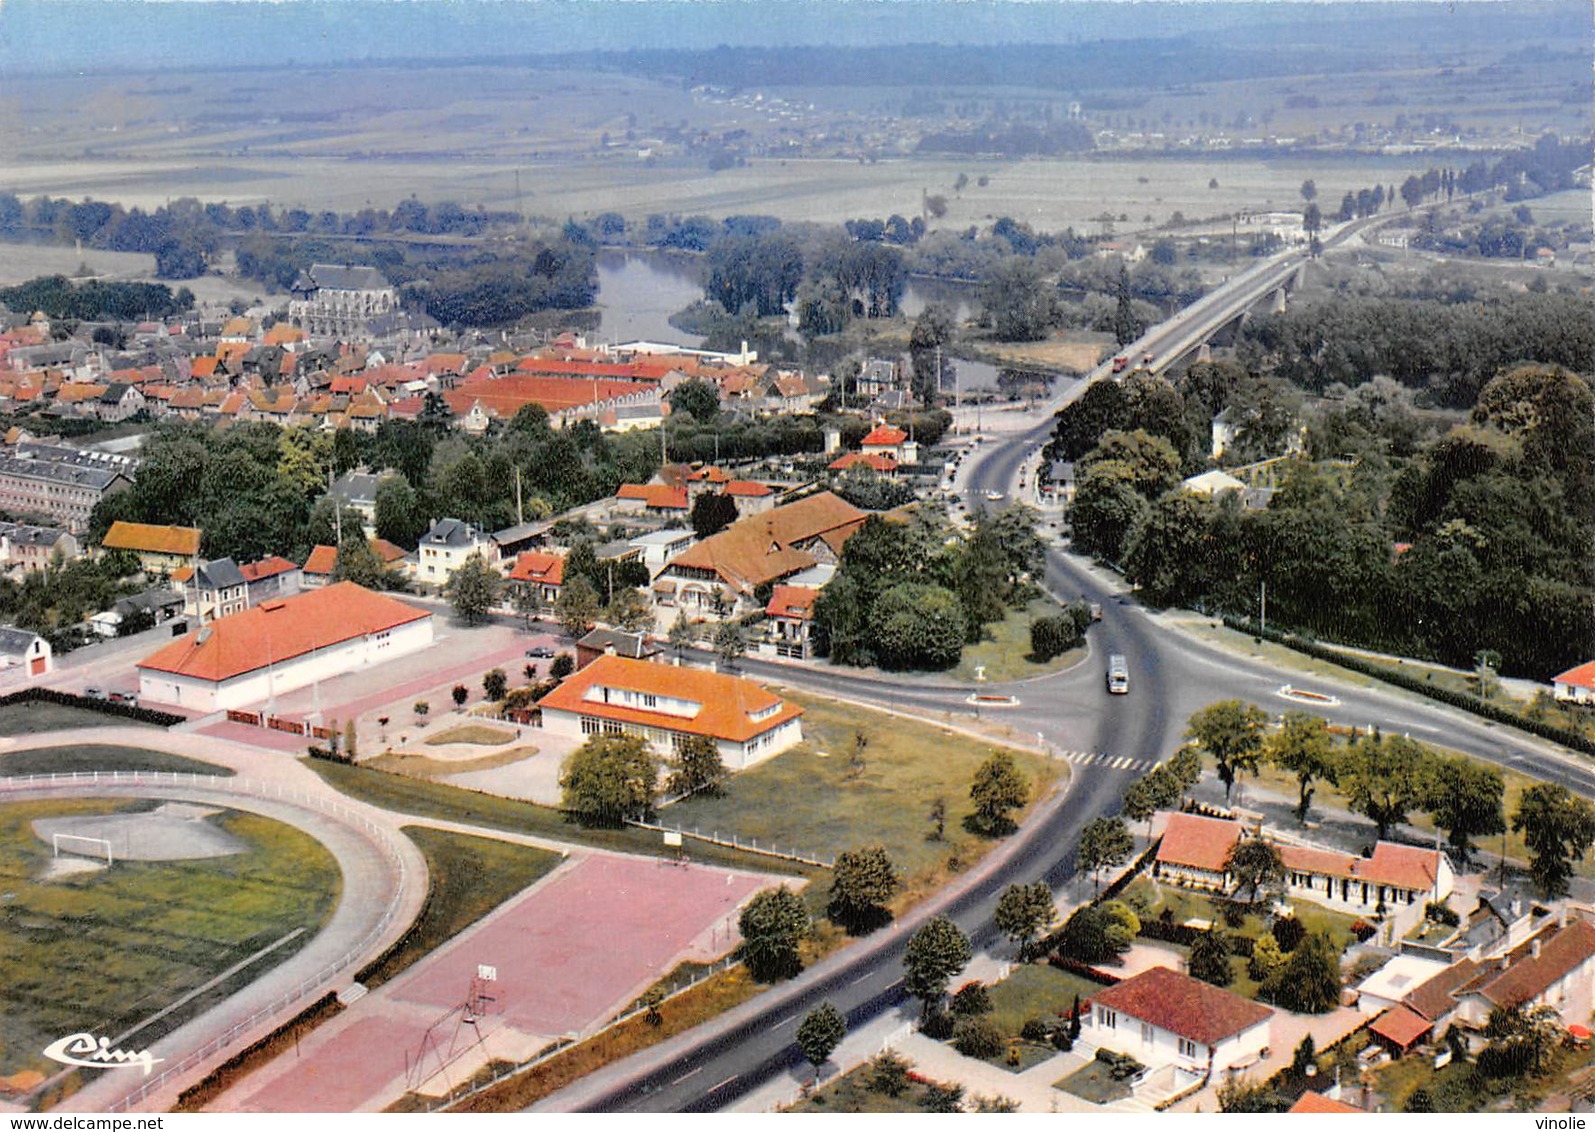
[[420, 955, 746, 1112], [625, 818, 834, 869], [0, 770, 412, 1114]]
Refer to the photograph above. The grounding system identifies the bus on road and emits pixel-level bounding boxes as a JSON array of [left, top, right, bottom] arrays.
[[1107, 654, 1129, 694]]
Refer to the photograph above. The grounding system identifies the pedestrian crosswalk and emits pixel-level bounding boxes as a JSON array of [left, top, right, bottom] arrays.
[[1054, 749, 1155, 774]]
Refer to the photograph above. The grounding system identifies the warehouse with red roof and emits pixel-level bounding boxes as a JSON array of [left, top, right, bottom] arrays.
[[136, 581, 433, 711]]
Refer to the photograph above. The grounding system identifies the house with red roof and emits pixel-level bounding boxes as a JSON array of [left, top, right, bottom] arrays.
[[136, 582, 433, 712], [507, 550, 566, 603], [1288, 1091, 1364, 1113], [1553, 661, 1595, 706], [538, 654, 803, 771], [615, 483, 690, 516], [1080, 966, 1274, 1086], [1153, 811, 1453, 930], [765, 584, 819, 658]]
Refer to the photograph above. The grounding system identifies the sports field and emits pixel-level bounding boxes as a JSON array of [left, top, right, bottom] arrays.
[[0, 799, 340, 1084]]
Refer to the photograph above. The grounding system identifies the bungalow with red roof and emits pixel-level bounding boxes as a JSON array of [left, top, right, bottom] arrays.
[[1553, 661, 1595, 706], [1288, 1091, 1363, 1113], [537, 654, 803, 771], [1450, 917, 1595, 1033], [1079, 965, 1274, 1086], [1153, 812, 1452, 930], [136, 582, 433, 712], [614, 483, 690, 516]]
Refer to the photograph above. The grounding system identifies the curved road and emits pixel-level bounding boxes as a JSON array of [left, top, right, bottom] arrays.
[[543, 376, 1594, 1114]]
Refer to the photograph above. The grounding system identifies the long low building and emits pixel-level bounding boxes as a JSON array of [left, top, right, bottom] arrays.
[[136, 581, 433, 712], [538, 654, 803, 770]]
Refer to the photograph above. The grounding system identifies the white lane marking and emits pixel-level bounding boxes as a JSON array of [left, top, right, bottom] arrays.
[[672, 1067, 703, 1086], [772, 1014, 797, 1029], [707, 1075, 739, 1093]]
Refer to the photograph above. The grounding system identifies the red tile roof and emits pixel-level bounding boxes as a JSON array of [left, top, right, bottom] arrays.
[[508, 551, 565, 586], [1403, 958, 1482, 1021], [1370, 1005, 1431, 1049], [688, 465, 734, 483], [371, 538, 409, 564], [1089, 966, 1272, 1047], [1555, 661, 1595, 690], [1156, 812, 1242, 874], [239, 556, 298, 582], [514, 357, 675, 382], [766, 585, 818, 621], [1289, 1092, 1362, 1114], [726, 480, 773, 497], [861, 423, 908, 447], [667, 492, 866, 594], [828, 451, 898, 473], [302, 545, 338, 577], [138, 582, 430, 683], [445, 372, 657, 420], [1473, 919, 1595, 1010], [616, 483, 689, 511], [538, 654, 803, 744], [1277, 840, 1444, 893], [102, 522, 202, 557]]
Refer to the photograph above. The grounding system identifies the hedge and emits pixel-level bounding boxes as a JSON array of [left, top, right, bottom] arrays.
[[0, 686, 185, 728], [1138, 917, 1257, 957], [1221, 615, 1595, 756]]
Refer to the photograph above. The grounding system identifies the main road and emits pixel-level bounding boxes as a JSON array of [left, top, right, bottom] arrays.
[[541, 225, 1589, 1114]]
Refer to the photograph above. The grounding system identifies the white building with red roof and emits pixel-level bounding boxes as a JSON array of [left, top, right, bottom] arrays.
[[537, 654, 803, 770], [765, 584, 819, 659], [136, 582, 433, 712], [1080, 965, 1274, 1086], [507, 550, 566, 603], [1153, 811, 1452, 930], [827, 420, 919, 476], [1553, 661, 1595, 705]]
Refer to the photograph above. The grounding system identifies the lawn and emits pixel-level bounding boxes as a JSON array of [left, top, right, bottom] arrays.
[[0, 744, 233, 778], [985, 962, 1103, 1040], [0, 702, 157, 737], [305, 758, 812, 879], [1121, 876, 1360, 952], [0, 799, 339, 1081], [366, 747, 538, 779], [1056, 1058, 1136, 1105], [952, 598, 1087, 685], [424, 725, 518, 747], [357, 827, 562, 989], [663, 691, 1061, 910]]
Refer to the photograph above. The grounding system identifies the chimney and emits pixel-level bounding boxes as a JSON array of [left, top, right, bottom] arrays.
[[1532, 936, 1543, 960]]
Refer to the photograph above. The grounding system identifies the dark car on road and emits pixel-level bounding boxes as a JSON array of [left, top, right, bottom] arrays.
[[525, 646, 555, 658]]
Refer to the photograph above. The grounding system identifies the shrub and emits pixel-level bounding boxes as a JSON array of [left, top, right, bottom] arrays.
[[1051, 1031, 1075, 1052], [921, 1082, 965, 1113], [550, 653, 575, 679], [920, 1009, 955, 1040], [1425, 901, 1460, 927], [1272, 914, 1307, 952], [1019, 1018, 1050, 1042], [952, 1017, 1006, 1060], [1350, 919, 1376, 943], [867, 1050, 912, 1097], [950, 982, 992, 1016]]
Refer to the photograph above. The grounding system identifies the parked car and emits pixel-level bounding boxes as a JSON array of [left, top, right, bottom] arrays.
[[109, 691, 138, 706], [524, 645, 555, 658], [83, 687, 106, 700]]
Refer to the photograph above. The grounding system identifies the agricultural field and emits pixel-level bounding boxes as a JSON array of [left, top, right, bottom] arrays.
[[0, 799, 339, 1082]]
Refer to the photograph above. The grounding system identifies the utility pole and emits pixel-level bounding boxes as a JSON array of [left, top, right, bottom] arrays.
[[515, 466, 524, 526], [1260, 580, 1267, 635]]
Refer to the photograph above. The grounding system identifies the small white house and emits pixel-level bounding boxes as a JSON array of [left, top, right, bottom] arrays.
[[416, 518, 498, 587], [1082, 966, 1274, 1088], [1553, 661, 1595, 706], [0, 626, 51, 679]]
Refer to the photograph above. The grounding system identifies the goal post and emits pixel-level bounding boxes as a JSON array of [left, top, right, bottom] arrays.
[[52, 833, 114, 866]]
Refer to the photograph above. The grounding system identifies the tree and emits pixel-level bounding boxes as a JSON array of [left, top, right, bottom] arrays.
[[667, 610, 697, 657], [1218, 1077, 1282, 1113], [1188, 927, 1234, 987], [828, 845, 901, 934], [737, 886, 810, 981], [690, 491, 739, 538], [1249, 933, 1285, 983], [796, 1002, 846, 1074], [868, 582, 966, 670], [483, 668, 508, 701], [1224, 838, 1285, 905], [1513, 783, 1595, 899], [1029, 614, 1081, 661], [1185, 700, 1269, 803], [712, 619, 748, 669], [950, 981, 992, 1016], [1077, 816, 1135, 895], [510, 580, 544, 627], [969, 751, 1029, 834], [1069, 462, 1148, 563], [558, 733, 661, 827], [902, 916, 972, 1016], [1267, 711, 1340, 822], [451, 683, 469, 709], [554, 574, 601, 639], [605, 587, 654, 633], [669, 378, 721, 424], [414, 700, 430, 722], [1426, 756, 1505, 863], [1300, 179, 1317, 203], [1271, 932, 1342, 1014], [332, 536, 389, 589], [993, 882, 1054, 956], [446, 552, 501, 625], [374, 477, 427, 548], [1057, 904, 1133, 964], [1123, 765, 1182, 836], [668, 733, 725, 798], [979, 257, 1056, 341], [1338, 731, 1435, 841]]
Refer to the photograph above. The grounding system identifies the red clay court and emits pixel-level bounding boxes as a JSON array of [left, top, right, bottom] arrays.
[[224, 852, 774, 1112]]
